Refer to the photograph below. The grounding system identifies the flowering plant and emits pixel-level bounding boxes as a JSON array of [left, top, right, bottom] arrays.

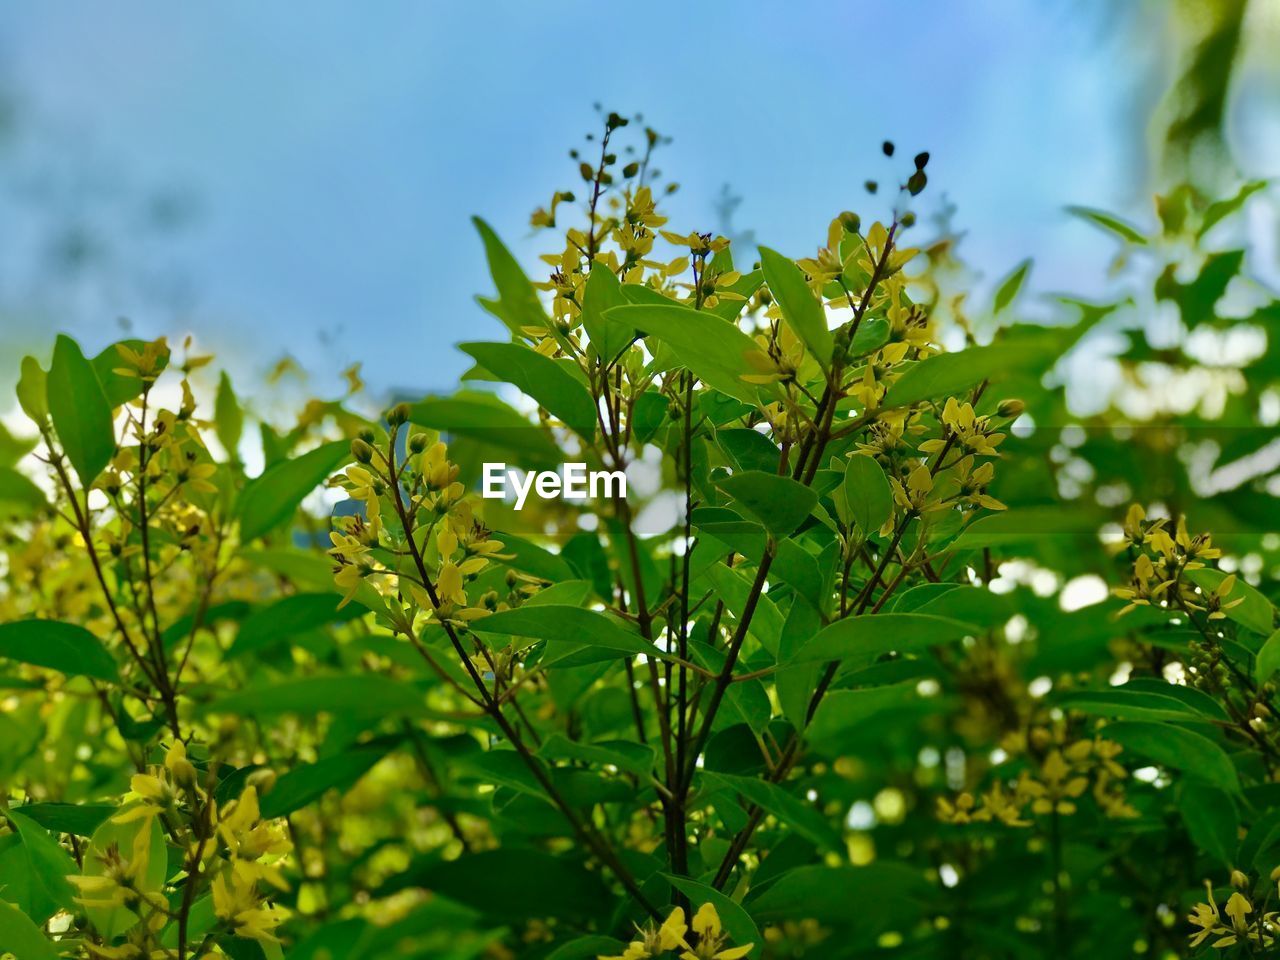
[[0, 113, 1276, 959]]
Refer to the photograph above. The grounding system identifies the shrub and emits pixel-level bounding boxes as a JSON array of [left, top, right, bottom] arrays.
[[0, 116, 1276, 959]]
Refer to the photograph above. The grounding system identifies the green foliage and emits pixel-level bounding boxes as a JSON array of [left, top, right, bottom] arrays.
[[0, 115, 1277, 960], [48, 334, 115, 487]]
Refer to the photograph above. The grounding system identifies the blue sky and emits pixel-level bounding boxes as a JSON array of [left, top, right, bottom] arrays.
[[0, 2, 1198, 398]]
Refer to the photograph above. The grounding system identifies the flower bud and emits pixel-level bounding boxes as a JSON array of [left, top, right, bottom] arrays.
[[357, 427, 376, 443], [1231, 869, 1250, 890], [997, 399, 1025, 419], [350, 438, 374, 464], [387, 402, 411, 426], [408, 433, 428, 454], [247, 767, 278, 795], [165, 741, 198, 789]]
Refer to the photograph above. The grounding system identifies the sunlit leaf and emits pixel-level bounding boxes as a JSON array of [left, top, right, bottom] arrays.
[[48, 334, 115, 487], [0, 619, 117, 681]]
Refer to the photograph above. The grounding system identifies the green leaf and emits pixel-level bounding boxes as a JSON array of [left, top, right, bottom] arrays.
[[239, 549, 335, 590], [48, 334, 115, 487], [6, 809, 78, 920], [1121, 678, 1229, 721], [0, 420, 37, 468], [227, 592, 367, 660], [759, 246, 832, 368], [849, 316, 890, 358], [260, 745, 394, 818], [579, 261, 632, 361], [203, 675, 425, 720], [703, 772, 841, 851], [215, 370, 245, 457], [408, 393, 561, 469], [458, 342, 597, 440], [1199, 180, 1267, 238], [13, 803, 114, 837], [606, 303, 763, 404], [718, 471, 817, 539], [1105, 721, 1240, 793], [0, 899, 58, 960], [0, 619, 117, 681], [883, 343, 1053, 409], [237, 440, 350, 541], [538, 733, 655, 778], [1058, 689, 1213, 723], [704, 562, 784, 656], [1186, 568, 1275, 636], [490, 530, 576, 582], [395, 849, 608, 922], [992, 258, 1032, 314], [473, 217, 550, 336], [91, 339, 170, 407], [808, 682, 932, 743], [748, 863, 930, 924], [546, 937, 628, 960], [952, 505, 1100, 550], [0, 466, 47, 514], [1256, 629, 1280, 684], [1066, 206, 1148, 245], [840, 455, 892, 537], [1179, 783, 1237, 866], [665, 874, 763, 958], [15, 356, 48, 423], [469, 605, 656, 659], [786, 613, 975, 666]]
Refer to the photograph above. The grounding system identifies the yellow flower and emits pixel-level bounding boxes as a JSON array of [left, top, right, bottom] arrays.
[[1205, 573, 1246, 621], [179, 461, 219, 495], [1188, 880, 1224, 948], [333, 563, 365, 608], [920, 397, 1003, 457], [421, 441, 458, 490], [682, 903, 753, 960], [165, 739, 196, 786], [601, 907, 690, 960], [68, 873, 129, 911], [936, 792, 975, 824], [437, 561, 468, 607], [219, 785, 292, 865], [659, 230, 729, 257], [341, 465, 382, 523], [212, 861, 291, 944], [890, 462, 935, 513]]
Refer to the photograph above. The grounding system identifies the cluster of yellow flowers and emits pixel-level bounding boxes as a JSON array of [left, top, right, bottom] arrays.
[[1188, 869, 1280, 950], [329, 418, 515, 632], [1113, 505, 1234, 619], [600, 904, 751, 960], [938, 734, 1135, 826], [69, 742, 292, 955]]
